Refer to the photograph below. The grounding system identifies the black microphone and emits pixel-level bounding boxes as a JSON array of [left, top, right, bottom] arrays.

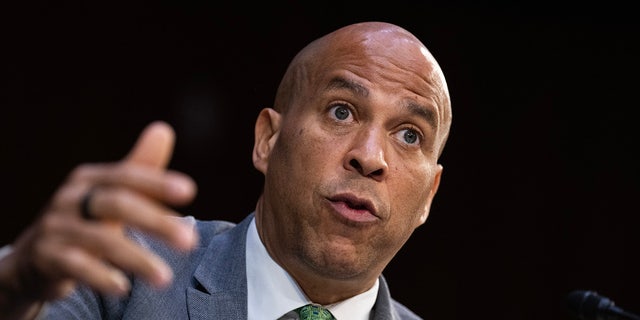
[[567, 290, 640, 320]]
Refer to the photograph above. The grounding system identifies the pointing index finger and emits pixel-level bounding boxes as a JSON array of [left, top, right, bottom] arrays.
[[124, 121, 175, 170]]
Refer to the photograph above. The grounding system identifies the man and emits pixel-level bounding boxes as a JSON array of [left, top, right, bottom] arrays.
[[0, 20, 452, 319]]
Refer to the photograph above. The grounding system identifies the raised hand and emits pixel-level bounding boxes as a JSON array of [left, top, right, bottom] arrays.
[[0, 121, 198, 319]]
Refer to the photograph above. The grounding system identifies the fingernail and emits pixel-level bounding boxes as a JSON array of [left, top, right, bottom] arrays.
[[112, 271, 131, 294], [167, 175, 195, 198], [163, 216, 198, 252], [154, 262, 174, 288], [177, 221, 198, 251]]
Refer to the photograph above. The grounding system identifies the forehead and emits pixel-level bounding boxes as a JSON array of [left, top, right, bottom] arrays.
[[303, 33, 445, 116], [308, 29, 443, 101]]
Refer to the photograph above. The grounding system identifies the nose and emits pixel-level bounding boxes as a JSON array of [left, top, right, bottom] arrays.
[[344, 128, 388, 180]]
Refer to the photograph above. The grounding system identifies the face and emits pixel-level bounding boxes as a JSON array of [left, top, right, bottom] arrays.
[[253, 24, 449, 291]]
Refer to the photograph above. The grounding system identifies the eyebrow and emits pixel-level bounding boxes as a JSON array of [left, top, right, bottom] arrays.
[[326, 77, 369, 97], [406, 102, 437, 129]]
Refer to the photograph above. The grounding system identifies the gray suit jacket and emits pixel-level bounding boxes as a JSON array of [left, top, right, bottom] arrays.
[[42, 213, 422, 319]]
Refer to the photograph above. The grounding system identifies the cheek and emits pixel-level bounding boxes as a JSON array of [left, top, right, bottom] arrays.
[[271, 125, 337, 191], [388, 166, 434, 226], [288, 125, 343, 168]]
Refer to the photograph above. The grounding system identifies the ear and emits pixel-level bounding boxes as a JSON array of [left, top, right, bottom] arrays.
[[417, 164, 443, 225], [252, 108, 282, 174]]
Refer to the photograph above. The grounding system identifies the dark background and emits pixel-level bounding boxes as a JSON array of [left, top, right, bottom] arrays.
[[2, 1, 638, 319]]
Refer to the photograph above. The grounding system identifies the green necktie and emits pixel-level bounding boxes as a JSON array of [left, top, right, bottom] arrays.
[[297, 304, 336, 320]]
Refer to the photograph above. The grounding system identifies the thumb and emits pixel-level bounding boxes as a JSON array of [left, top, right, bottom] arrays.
[[124, 121, 176, 169]]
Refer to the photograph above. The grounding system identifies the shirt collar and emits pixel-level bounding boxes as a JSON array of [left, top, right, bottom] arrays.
[[246, 217, 378, 320]]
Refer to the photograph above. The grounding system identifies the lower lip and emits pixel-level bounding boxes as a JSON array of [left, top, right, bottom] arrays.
[[327, 200, 379, 223]]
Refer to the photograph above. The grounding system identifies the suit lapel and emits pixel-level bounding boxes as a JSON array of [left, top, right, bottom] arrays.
[[186, 214, 255, 320], [371, 275, 400, 320]]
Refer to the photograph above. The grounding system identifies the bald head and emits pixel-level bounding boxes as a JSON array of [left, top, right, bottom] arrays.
[[273, 21, 452, 157], [253, 22, 453, 299]]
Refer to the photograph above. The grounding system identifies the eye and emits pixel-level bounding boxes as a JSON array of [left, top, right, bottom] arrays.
[[396, 128, 422, 145], [330, 104, 352, 121]]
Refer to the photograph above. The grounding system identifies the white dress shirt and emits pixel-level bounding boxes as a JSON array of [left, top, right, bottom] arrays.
[[246, 217, 378, 320]]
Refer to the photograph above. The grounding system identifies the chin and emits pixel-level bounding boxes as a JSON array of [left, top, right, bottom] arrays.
[[305, 243, 370, 279]]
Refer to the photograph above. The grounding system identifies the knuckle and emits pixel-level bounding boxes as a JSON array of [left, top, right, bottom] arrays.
[[113, 163, 147, 184], [38, 213, 65, 235], [48, 185, 79, 211], [100, 188, 135, 215], [68, 163, 94, 181]]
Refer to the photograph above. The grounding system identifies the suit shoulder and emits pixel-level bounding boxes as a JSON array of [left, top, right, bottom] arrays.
[[193, 217, 237, 241]]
